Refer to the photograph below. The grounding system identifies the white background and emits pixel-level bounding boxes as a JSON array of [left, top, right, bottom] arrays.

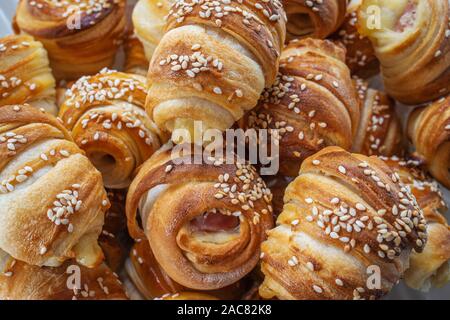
[[0, 0, 448, 299]]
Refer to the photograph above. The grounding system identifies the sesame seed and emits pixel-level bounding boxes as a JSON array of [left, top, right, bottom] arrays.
[[313, 285, 323, 293]]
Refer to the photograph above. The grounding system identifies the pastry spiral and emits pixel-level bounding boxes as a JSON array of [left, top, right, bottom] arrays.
[[0, 34, 56, 115], [284, 0, 347, 40], [59, 69, 165, 189], [132, 0, 172, 60], [264, 175, 293, 217], [259, 146, 427, 300], [407, 96, 450, 189], [358, 0, 450, 104], [332, 0, 379, 78], [381, 157, 450, 292], [0, 104, 109, 268], [146, 0, 286, 142], [352, 78, 403, 157], [15, 0, 127, 80], [245, 38, 360, 177], [0, 252, 127, 300], [126, 146, 274, 290]]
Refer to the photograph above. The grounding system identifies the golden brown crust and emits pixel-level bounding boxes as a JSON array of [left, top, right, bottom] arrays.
[[124, 33, 149, 76], [146, 0, 286, 141], [381, 157, 450, 291], [15, 0, 127, 80], [126, 146, 274, 290], [0, 34, 56, 114], [407, 96, 450, 188], [0, 255, 127, 300], [284, 0, 347, 40], [59, 69, 165, 188], [352, 78, 403, 157], [99, 189, 131, 272], [159, 292, 218, 300], [331, 0, 379, 78], [245, 38, 360, 177], [164, 0, 285, 85], [358, 0, 450, 104], [0, 104, 109, 268], [259, 146, 427, 300]]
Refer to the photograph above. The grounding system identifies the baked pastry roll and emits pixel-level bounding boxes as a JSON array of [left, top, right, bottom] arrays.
[[264, 175, 293, 218], [59, 69, 165, 189], [407, 96, 450, 189], [0, 252, 127, 300], [0, 104, 109, 268], [332, 0, 379, 78], [381, 157, 450, 291], [259, 146, 428, 300], [126, 239, 255, 299], [358, 0, 450, 105], [158, 292, 218, 300], [132, 0, 173, 60], [245, 38, 360, 177], [284, 0, 347, 40], [15, 0, 127, 80], [126, 146, 274, 290], [0, 34, 56, 114], [124, 33, 149, 76], [146, 0, 286, 142], [352, 78, 403, 157]]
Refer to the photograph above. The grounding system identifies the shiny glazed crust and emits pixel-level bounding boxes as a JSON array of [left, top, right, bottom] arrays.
[[126, 146, 273, 290], [259, 146, 427, 300]]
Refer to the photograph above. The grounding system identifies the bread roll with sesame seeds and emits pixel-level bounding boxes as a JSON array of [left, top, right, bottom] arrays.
[[0, 34, 56, 115], [0, 253, 127, 300], [259, 146, 428, 300], [0, 104, 109, 268], [245, 38, 360, 177], [352, 78, 403, 157], [331, 0, 380, 78], [358, 0, 450, 105], [132, 0, 173, 60], [380, 157, 450, 292], [59, 69, 166, 189], [284, 0, 347, 41], [14, 0, 127, 81], [126, 145, 274, 290], [124, 33, 150, 76], [407, 96, 450, 189], [146, 0, 286, 143]]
